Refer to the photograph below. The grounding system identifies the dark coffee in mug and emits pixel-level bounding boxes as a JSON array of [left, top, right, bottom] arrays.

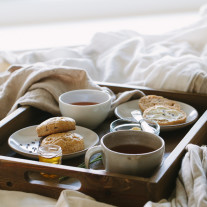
[[85, 130, 165, 176], [110, 144, 154, 154]]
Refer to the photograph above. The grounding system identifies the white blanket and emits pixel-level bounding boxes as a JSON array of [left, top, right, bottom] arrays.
[[0, 6, 207, 94]]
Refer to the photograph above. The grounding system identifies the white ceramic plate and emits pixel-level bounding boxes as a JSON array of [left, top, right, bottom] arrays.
[[8, 125, 99, 160], [115, 100, 198, 131]]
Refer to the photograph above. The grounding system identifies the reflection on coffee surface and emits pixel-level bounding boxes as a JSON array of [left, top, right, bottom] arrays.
[[110, 144, 154, 154], [71, 102, 99, 106]]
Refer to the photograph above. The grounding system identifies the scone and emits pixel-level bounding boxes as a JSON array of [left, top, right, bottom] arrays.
[[41, 132, 84, 154], [138, 95, 180, 112], [143, 105, 187, 125], [36, 117, 76, 137]]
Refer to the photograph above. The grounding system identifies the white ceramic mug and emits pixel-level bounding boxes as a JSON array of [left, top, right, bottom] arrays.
[[59, 89, 111, 129], [85, 130, 165, 177]]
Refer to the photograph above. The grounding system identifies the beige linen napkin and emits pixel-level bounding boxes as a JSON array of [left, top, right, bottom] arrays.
[[0, 63, 144, 120], [0, 63, 101, 119], [144, 144, 207, 207]]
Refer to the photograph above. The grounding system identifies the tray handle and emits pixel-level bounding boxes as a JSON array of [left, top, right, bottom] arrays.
[[0, 155, 150, 206]]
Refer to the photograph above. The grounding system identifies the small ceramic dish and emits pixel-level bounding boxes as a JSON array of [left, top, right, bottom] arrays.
[[110, 118, 160, 135]]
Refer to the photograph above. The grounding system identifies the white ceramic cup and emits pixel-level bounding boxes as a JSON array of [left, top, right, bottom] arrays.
[[85, 130, 165, 177], [59, 89, 111, 129]]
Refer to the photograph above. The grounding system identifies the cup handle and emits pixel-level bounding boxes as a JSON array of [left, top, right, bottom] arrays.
[[85, 145, 102, 169]]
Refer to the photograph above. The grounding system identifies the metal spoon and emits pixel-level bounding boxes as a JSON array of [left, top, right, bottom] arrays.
[[131, 110, 155, 134]]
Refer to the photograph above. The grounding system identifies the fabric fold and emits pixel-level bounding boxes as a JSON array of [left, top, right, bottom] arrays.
[[55, 190, 115, 207], [0, 63, 101, 119], [144, 144, 207, 207]]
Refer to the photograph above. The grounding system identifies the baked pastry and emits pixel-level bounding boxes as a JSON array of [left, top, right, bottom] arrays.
[[41, 132, 84, 154], [138, 95, 180, 112], [143, 105, 187, 125], [36, 117, 76, 137]]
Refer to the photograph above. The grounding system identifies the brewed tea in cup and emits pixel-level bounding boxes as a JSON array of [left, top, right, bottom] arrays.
[[59, 89, 111, 129]]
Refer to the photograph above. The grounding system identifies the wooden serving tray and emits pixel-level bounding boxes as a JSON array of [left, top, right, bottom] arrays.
[[0, 82, 207, 207]]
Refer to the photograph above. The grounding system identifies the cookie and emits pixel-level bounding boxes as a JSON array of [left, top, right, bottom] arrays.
[[41, 132, 84, 154], [36, 117, 76, 137], [143, 105, 187, 125], [138, 95, 180, 112]]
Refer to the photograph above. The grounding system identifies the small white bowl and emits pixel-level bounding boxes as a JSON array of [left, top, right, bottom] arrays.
[[59, 89, 111, 129], [110, 118, 160, 135]]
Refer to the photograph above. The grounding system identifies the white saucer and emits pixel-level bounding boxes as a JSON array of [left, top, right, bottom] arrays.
[[8, 125, 99, 160], [115, 100, 198, 131]]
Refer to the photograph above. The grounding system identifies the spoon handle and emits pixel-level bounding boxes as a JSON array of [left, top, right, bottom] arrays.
[[139, 119, 155, 134], [131, 110, 155, 134]]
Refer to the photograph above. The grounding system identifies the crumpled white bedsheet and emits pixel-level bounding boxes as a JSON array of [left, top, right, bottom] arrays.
[[0, 6, 207, 94]]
